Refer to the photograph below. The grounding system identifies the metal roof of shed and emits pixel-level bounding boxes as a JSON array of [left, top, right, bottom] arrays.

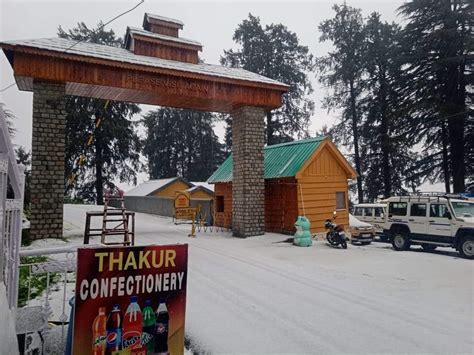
[[207, 136, 327, 183]]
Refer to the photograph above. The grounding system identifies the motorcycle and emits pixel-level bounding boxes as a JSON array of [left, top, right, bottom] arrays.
[[324, 211, 347, 249]]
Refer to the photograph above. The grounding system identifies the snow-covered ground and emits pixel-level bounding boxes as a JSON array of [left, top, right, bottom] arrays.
[[29, 204, 474, 354]]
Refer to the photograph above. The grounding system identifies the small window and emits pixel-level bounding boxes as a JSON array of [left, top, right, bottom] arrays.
[[363, 208, 373, 217], [430, 204, 450, 218], [374, 207, 384, 217], [410, 203, 427, 217], [354, 207, 363, 216], [389, 202, 407, 216], [215, 196, 224, 213], [336, 192, 346, 210]]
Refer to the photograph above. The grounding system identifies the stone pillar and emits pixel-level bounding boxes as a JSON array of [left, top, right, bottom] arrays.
[[231, 106, 265, 237], [30, 81, 66, 239]]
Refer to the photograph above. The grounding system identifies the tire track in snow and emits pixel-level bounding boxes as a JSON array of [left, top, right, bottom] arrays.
[[188, 252, 337, 353], [188, 242, 472, 353], [188, 244, 427, 352]]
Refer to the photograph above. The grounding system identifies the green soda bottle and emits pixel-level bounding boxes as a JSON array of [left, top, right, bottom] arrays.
[[141, 300, 156, 354]]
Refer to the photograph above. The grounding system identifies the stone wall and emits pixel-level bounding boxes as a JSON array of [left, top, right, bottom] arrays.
[[231, 106, 265, 237], [30, 81, 66, 239]]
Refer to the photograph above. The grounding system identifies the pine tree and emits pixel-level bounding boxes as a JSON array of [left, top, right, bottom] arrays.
[[398, 0, 473, 192], [360, 13, 418, 200], [58, 23, 142, 204], [221, 14, 314, 145], [317, 4, 367, 202], [143, 108, 225, 181]]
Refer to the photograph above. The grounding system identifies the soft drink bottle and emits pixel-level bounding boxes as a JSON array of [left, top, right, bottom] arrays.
[[123, 296, 143, 350], [142, 300, 156, 354], [92, 307, 107, 355], [105, 304, 122, 354], [154, 299, 169, 354]]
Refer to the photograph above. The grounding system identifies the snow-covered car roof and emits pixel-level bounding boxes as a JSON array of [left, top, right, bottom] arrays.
[[450, 199, 473, 204], [349, 214, 373, 228], [354, 203, 386, 208]]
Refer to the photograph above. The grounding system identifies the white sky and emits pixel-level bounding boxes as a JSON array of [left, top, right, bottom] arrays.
[[0, 0, 404, 147], [2, 0, 444, 192]]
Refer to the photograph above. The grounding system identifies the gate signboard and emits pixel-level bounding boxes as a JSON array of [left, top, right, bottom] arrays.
[[72, 244, 188, 355]]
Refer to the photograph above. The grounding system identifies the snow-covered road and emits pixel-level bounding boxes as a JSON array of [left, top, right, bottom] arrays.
[[61, 204, 473, 354]]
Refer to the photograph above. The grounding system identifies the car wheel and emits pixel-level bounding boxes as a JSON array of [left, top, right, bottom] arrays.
[[459, 237, 474, 259], [421, 244, 437, 252], [392, 232, 410, 251]]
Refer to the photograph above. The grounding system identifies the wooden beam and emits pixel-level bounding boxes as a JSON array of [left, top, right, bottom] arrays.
[[11, 52, 284, 112]]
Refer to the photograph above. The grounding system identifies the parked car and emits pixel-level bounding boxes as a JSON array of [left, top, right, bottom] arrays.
[[383, 194, 474, 259], [349, 214, 375, 245], [353, 203, 387, 238]]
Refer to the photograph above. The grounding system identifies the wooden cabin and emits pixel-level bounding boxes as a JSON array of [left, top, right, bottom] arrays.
[[123, 177, 214, 218], [208, 137, 357, 234], [126, 177, 214, 200]]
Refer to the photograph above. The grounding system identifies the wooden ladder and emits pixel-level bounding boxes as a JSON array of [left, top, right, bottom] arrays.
[[101, 189, 131, 246]]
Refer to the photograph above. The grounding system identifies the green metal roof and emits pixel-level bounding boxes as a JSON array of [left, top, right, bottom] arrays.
[[207, 136, 327, 183]]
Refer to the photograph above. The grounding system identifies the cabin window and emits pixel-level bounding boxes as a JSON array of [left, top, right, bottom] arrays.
[[430, 204, 450, 218], [354, 207, 363, 216], [215, 195, 224, 213], [363, 207, 373, 217], [410, 203, 427, 217], [374, 207, 385, 217], [336, 192, 346, 210], [389, 202, 407, 216]]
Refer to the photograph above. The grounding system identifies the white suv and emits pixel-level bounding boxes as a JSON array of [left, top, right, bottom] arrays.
[[353, 203, 387, 236], [384, 195, 474, 259]]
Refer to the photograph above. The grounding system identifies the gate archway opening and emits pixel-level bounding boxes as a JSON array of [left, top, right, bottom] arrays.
[[0, 13, 288, 239]]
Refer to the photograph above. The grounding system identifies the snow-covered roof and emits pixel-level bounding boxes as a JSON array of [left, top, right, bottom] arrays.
[[125, 177, 185, 196], [190, 182, 214, 192], [349, 214, 373, 228], [126, 178, 215, 197], [145, 13, 184, 27], [1, 37, 288, 88], [127, 27, 202, 47]]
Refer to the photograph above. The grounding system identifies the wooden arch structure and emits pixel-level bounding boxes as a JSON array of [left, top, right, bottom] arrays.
[[1, 13, 288, 239]]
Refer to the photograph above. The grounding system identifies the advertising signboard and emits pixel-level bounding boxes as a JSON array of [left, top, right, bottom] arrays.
[[72, 244, 188, 355], [174, 192, 190, 209]]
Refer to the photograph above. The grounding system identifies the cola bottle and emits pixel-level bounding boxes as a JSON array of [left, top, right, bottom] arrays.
[[122, 296, 143, 350], [154, 299, 169, 354], [105, 304, 122, 354], [92, 307, 107, 355]]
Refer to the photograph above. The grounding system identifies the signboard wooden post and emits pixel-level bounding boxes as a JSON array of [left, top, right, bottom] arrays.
[[72, 244, 188, 355]]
